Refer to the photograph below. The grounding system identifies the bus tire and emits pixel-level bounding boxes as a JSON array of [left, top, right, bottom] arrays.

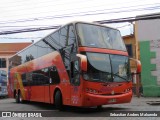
[[54, 90, 63, 110]]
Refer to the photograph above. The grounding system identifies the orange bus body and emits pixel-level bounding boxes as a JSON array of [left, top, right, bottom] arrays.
[[8, 21, 132, 108]]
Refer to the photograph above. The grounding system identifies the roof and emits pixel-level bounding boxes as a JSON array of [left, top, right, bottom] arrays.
[[136, 12, 160, 18], [122, 34, 134, 39], [0, 43, 32, 53]]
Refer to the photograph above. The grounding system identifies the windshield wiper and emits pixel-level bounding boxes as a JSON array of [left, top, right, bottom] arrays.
[[112, 73, 129, 82]]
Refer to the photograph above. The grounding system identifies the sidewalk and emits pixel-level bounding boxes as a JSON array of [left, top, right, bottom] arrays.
[[104, 96, 160, 111], [132, 96, 160, 105]]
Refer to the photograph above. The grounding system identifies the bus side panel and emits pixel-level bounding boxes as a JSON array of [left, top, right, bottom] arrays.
[[16, 64, 29, 101], [9, 51, 72, 105], [25, 59, 44, 102], [30, 86, 44, 102], [24, 51, 71, 105], [44, 85, 50, 103]]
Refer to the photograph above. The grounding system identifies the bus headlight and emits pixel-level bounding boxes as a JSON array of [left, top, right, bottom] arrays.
[[124, 88, 131, 93], [86, 88, 99, 94]]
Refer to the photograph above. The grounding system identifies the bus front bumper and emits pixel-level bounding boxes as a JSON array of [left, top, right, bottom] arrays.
[[83, 91, 132, 107]]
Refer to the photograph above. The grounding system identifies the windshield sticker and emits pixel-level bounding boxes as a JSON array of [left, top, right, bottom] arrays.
[[119, 65, 127, 76]]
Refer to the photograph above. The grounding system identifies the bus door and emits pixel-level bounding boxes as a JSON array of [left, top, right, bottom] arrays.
[[44, 67, 61, 103], [21, 73, 30, 101], [44, 67, 52, 103], [70, 58, 82, 106]]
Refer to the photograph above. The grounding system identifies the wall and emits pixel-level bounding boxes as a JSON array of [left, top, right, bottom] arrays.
[[123, 35, 136, 59], [0, 43, 32, 79], [135, 19, 160, 97]]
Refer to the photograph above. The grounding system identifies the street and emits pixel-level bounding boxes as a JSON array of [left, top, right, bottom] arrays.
[[0, 96, 160, 120]]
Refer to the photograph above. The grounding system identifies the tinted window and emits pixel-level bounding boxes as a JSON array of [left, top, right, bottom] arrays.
[[84, 52, 130, 82], [9, 24, 77, 68], [49, 31, 62, 49], [110, 55, 130, 82], [37, 41, 49, 58], [29, 44, 38, 60], [21, 45, 38, 63], [68, 25, 76, 45], [31, 69, 49, 85], [22, 74, 28, 86], [59, 26, 68, 47], [49, 67, 60, 84], [22, 66, 61, 86], [87, 52, 111, 73], [76, 23, 126, 51], [22, 50, 29, 63]]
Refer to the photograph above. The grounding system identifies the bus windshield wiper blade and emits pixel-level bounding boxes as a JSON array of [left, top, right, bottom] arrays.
[[112, 73, 128, 82]]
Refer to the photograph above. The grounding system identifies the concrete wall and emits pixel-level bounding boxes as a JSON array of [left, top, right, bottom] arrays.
[[136, 19, 160, 97], [123, 35, 136, 59]]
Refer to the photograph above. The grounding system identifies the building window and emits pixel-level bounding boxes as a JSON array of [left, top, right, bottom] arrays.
[[126, 44, 133, 57], [0, 58, 6, 68]]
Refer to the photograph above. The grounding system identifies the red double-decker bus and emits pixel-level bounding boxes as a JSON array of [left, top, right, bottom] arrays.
[[8, 21, 135, 110]]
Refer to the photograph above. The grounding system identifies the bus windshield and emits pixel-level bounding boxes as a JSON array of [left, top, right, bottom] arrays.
[[76, 23, 126, 51], [86, 52, 130, 82]]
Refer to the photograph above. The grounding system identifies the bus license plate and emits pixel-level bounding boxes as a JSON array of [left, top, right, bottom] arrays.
[[108, 98, 116, 103]]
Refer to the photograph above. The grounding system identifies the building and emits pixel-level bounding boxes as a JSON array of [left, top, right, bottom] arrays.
[[135, 13, 160, 97], [123, 34, 141, 95], [0, 43, 32, 77]]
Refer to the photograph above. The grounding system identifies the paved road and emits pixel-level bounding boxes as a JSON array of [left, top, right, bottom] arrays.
[[0, 96, 160, 120]]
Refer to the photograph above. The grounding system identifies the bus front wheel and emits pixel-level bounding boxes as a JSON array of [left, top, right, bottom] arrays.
[[54, 90, 63, 110]]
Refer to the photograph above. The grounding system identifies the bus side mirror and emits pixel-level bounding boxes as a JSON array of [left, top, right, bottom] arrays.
[[76, 54, 87, 72], [129, 58, 141, 74], [136, 60, 141, 74]]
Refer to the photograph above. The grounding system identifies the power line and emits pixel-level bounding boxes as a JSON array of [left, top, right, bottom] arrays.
[[0, 37, 42, 39], [95, 13, 160, 24], [0, 25, 60, 35], [0, 13, 160, 35], [0, 0, 143, 17], [0, 0, 100, 11], [0, 24, 61, 28], [0, 3, 159, 25], [116, 24, 131, 28]]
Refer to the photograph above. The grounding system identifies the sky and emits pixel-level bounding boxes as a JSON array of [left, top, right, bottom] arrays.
[[0, 0, 160, 43]]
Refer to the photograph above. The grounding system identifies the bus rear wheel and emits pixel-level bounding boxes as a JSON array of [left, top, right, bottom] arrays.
[[54, 90, 63, 110]]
